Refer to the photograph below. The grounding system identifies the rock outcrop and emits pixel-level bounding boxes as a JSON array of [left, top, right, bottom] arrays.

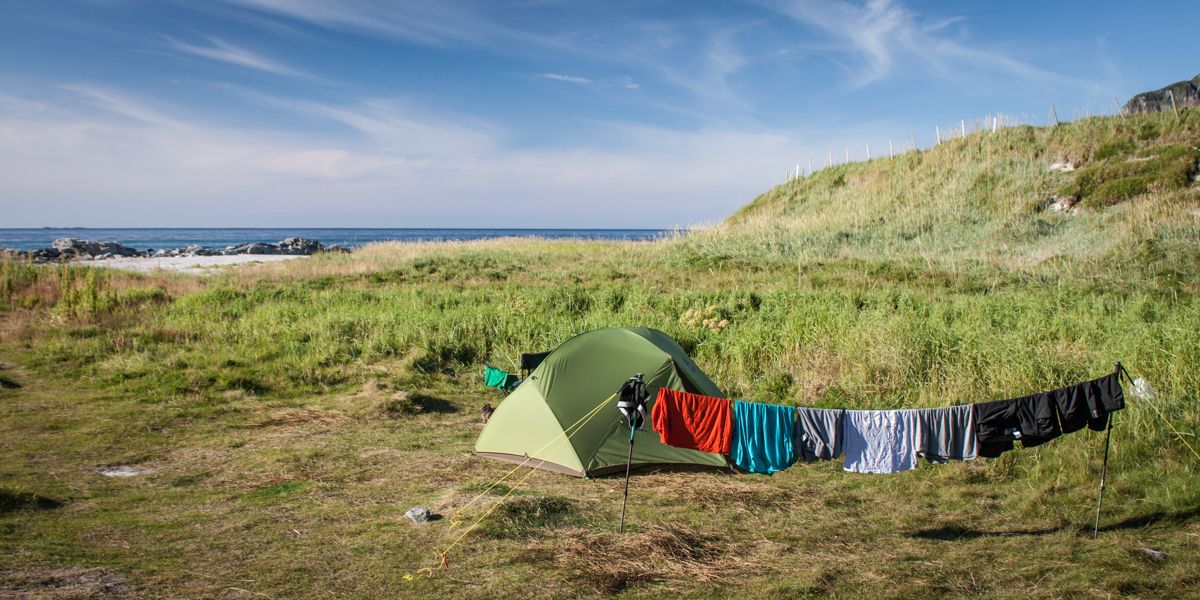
[[1123, 74, 1200, 114], [2, 237, 343, 263], [53, 238, 147, 259]]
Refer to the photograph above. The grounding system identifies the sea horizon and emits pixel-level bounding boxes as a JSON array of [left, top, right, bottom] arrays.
[[0, 227, 674, 251]]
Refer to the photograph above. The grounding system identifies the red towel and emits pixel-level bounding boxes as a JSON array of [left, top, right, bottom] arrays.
[[651, 388, 732, 454]]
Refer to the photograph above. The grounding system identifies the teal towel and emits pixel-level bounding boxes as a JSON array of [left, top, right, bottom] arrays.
[[731, 401, 797, 475], [484, 365, 519, 391]]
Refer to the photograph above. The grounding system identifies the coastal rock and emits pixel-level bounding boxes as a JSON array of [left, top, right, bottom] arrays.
[[51, 238, 145, 258], [1123, 74, 1200, 114], [226, 242, 280, 255], [278, 237, 323, 255], [2, 236, 333, 263]]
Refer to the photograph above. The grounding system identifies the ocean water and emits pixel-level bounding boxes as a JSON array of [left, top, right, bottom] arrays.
[[0, 228, 672, 251]]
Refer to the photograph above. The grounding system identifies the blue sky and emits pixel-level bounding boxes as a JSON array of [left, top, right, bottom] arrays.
[[0, 0, 1196, 228]]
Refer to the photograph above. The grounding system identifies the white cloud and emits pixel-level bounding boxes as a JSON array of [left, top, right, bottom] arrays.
[[165, 36, 311, 78], [0, 85, 836, 227], [769, 0, 1095, 90], [539, 73, 594, 85]]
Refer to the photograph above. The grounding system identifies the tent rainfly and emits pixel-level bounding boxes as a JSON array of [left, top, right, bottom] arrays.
[[474, 327, 728, 477]]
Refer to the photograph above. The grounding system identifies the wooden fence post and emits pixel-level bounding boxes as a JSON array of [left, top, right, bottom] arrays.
[[1051, 104, 1059, 125]]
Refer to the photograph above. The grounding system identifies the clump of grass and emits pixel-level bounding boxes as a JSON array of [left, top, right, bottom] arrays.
[[480, 495, 576, 539], [1062, 142, 1199, 207]]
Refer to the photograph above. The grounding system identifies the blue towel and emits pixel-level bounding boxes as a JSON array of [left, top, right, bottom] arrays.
[[730, 401, 797, 475]]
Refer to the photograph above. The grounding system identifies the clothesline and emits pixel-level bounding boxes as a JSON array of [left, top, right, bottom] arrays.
[[652, 371, 1126, 475]]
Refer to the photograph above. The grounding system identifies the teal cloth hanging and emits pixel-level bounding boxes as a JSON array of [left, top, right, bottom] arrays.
[[484, 365, 519, 391], [730, 401, 797, 475]]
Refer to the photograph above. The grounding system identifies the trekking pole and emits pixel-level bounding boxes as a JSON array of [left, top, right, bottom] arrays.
[[619, 421, 636, 534], [615, 374, 647, 534], [1093, 361, 1120, 539]]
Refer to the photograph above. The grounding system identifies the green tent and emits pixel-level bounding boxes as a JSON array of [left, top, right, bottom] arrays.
[[474, 327, 728, 477]]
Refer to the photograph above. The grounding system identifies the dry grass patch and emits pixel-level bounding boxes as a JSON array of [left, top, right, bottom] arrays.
[[549, 524, 777, 594], [254, 406, 350, 429], [638, 471, 799, 516]]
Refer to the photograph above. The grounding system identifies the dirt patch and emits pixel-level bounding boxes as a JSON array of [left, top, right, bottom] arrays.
[[0, 567, 130, 599], [97, 465, 153, 478]]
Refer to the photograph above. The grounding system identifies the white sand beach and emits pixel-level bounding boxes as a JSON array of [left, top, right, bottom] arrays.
[[88, 254, 307, 273]]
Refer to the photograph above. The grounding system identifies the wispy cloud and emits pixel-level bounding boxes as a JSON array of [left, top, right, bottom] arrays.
[[538, 72, 641, 90], [59, 83, 185, 128], [539, 73, 594, 85], [768, 0, 1093, 90], [165, 35, 311, 78], [209, 0, 525, 49]]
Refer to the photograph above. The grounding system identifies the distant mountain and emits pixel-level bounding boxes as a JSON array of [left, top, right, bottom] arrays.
[[1124, 74, 1200, 114]]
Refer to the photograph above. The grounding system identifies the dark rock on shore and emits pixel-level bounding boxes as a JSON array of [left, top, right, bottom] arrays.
[[1124, 74, 1200, 114], [2, 237, 345, 264]]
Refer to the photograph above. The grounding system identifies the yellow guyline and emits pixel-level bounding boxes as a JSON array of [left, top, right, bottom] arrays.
[[404, 391, 620, 582]]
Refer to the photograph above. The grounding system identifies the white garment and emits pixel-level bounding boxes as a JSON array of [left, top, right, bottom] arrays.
[[842, 409, 921, 474]]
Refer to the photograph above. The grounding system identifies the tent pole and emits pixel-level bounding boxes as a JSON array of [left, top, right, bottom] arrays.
[[619, 423, 636, 534], [1093, 361, 1121, 539]]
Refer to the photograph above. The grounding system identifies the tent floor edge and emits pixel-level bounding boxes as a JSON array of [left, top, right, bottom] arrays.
[[474, 452, 586, 478]]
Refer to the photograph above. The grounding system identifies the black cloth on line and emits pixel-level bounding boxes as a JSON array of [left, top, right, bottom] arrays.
[[520, 351, 551, 371], [973, 399, 1018, 458], [1052, 373, 1124, 433], [1013, 392, 1061, 448]]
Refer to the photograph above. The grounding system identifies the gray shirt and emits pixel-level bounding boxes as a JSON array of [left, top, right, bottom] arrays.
[[795, 407, 844, 462], [843, 409, 921, 474], [916, 405, 977, 463]]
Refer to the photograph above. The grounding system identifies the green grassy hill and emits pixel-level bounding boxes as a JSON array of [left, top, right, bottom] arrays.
[[1, 111, 1198, 598], [681, 111, 1199, 286]]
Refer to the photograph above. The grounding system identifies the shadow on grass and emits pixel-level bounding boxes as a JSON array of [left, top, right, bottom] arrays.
[[0, 488, 64, 514], [1099, 505, 1200, 531], [911, 525, 1065, 541], [911, 505, 1200, 541], [592, 463, 739, 480]]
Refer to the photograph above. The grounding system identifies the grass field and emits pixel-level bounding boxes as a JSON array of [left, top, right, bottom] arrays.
[[2, 111, 1199, 598]]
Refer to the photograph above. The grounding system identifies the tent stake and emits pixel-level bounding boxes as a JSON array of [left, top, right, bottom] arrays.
[[619, 423, 636, 534]]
